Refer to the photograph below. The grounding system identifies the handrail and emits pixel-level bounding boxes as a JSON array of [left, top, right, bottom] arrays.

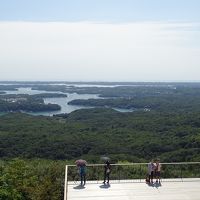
[[66, 162, 200, 167]]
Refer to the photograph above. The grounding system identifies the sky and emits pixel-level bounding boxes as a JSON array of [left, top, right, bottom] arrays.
[[0, 0, 200, 81]]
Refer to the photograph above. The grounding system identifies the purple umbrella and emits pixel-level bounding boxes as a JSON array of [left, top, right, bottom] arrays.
[[75, 159, 87, 166], [100, 156, 110, 161]]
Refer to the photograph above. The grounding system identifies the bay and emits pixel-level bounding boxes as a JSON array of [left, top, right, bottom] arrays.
[[2, 86, 134, 116]]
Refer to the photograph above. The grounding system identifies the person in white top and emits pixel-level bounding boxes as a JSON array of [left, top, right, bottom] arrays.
[[148, 160, 155, 183], [155, 159, 161, 183]]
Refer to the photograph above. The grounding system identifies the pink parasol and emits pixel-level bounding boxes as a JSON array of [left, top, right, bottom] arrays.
[[75, 159, 87, 166]]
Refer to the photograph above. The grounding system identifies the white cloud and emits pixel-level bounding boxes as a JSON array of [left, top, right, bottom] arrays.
[[0, 21, 200, 81]]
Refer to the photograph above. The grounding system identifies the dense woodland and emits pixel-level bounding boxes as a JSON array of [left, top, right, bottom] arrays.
[[0, 108, 200, 162], [0, 82, 200, 199]]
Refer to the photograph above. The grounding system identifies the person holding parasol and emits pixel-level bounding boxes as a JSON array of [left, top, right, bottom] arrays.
[[75, 159, 87, 186]]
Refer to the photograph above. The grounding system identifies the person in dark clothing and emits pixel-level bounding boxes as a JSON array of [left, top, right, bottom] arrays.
[[103, 161, 111, 184], [79, 165, 86, 185]]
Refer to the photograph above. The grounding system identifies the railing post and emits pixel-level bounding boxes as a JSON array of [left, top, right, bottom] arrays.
[[119, 165, 121, 183], [180, 165, 183, 182], [97, 165, 99, 184], [64, 165, 68, 200]]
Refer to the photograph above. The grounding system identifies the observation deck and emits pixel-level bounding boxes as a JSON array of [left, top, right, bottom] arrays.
[[64, 162, 200, 200]]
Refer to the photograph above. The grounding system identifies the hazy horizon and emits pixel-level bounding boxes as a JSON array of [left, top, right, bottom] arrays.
[[1, 80, 200, 83]]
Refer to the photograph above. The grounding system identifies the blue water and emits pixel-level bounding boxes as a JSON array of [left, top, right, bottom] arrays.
[[2, 86, 134, 116]]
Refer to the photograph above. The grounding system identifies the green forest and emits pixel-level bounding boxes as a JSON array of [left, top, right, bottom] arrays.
[[0, 108, 200, 162]]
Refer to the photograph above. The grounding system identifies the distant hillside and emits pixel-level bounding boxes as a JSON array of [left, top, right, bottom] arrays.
[[0, 108, 199, 162]]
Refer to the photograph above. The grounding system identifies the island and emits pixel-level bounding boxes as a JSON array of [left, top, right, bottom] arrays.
[[0, 93, 64, 112]]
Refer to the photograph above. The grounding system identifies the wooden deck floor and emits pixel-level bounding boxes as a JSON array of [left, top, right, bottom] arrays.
[[67, 178, 200, 200]]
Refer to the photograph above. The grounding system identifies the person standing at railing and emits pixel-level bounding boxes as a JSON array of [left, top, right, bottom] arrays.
[[155, 159, 161, 184], [103, 161, 111, 184], [148, 160, 155, 184], [79, 164, 86, 186], [75, 159, 87, 186]]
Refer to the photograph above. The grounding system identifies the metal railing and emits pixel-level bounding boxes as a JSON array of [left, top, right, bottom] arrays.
[[64, 162, 200, 200]]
